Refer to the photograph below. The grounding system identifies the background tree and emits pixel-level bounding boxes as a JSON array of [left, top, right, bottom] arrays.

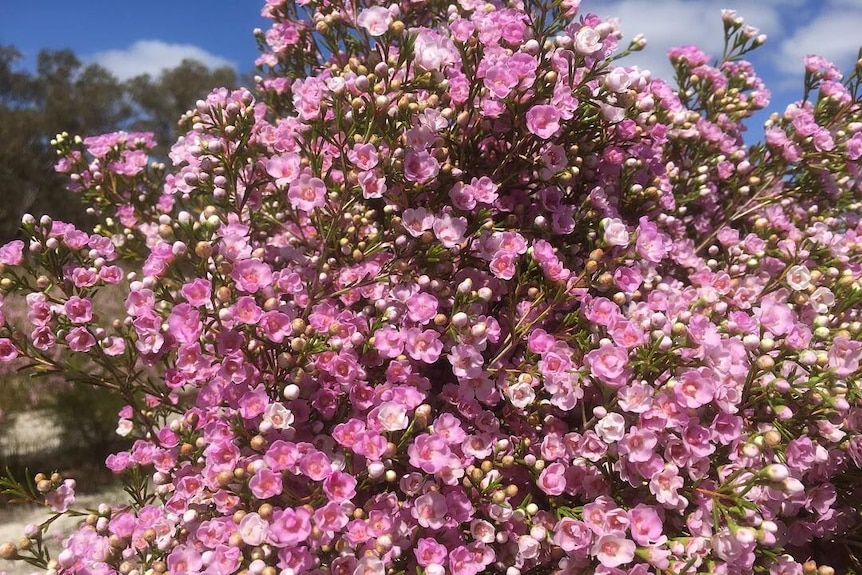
[[125, 59, 237, 158], [0, 45, 239, 243]]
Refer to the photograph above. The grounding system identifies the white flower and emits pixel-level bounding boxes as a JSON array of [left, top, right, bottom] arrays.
[[376, 401, 409, 431], [785, 264, 811, 291], [810, 286, 835, 313], [116, 418, 133, 437], [507, 381, 536, 410], [263, 402, 295, 430], [602, 218, 630, 247], [574, 27, 602, 55], [595, 412, 626, 443]]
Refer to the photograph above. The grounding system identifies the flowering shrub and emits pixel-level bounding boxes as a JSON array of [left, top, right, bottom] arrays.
[[1, 1, 862, 574]]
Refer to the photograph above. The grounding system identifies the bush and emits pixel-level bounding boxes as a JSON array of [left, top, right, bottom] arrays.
[[0, 1, 861, 575]]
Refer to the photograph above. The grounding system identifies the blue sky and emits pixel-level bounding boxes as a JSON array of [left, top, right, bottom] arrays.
[[3, 0, 861, 133]]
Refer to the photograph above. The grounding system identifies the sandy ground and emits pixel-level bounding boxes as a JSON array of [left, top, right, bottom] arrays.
[[0, 411, 62, 456], [0, 488, 127, 575], [1, 411, 124, 575]]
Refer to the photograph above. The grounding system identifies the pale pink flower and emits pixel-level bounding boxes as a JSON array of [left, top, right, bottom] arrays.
[[266, 153, 301, 186], [354, 556, 385, 575], [357, 6, 392, 36], [552, 518, 592, 552], [374, 401, 409, 431], [433, 213, 467, 248], [0, 240, 24, 265], [262, 402, 294, 430], [592, 534, 636, 568], [413, 29, 458, 71], [404, 150, 440, 184], [405, 328, 443, 363], [412, 491, 448, 529], [507, 381, 536, 410], [46, 479, 76, 513], [402, 207, 435, 237]]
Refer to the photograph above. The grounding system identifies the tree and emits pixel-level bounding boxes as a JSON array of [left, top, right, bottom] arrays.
[[125, 59, 237, 156], [0, 46, 239, 242]]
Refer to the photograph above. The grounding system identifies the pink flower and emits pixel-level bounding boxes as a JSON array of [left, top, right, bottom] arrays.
[[402, 207, 435, 237], [412, 491, 448, 529], [0, 338, 19, 362], [404, 150, 440, 184], [636, 217, 668, 263], [46, 479, 76, 513], [756, 298, 795, 336], [408, 433, 452, 473], [65, 327, 95, 352], [538, 462, 567, 496], [63, 296, 93, 324], [181, 278, 211, 307], [407, 292, 439, 324], [405, 328, 443, 363], [357, 6, 392, 36], [618, 426, 657, 463], [828, 336, 861, 377], [0, 240, 24, 265], [322, 471, 357, 503], [448, 344, 484, 379], [233, 296, 262, 324], [348, 143, 379, 170], [526, 105, 562, 139], [673, 368, 715, 409], [433, 213, 467, 248], [585, 342, 629, 387], [258, 310, 292, 343], [358, 170, 387, 199], [167, 303, 202, 344], [415, 538, 448, 566], [288, 171, 327, 212], [484, 65, 519, 99], [628, 504, 664, 545], [249, 468, 283, 499], [313, 501, 349, 534], [553, 518, 592, 553], [232, 259, 272, 293], [266, 153, 301, 186], [268, 507, 311, 546], [489, 250, 518, 280], [373, 325, 404, 358]]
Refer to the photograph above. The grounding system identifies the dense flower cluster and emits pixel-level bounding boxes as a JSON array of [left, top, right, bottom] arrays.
[[1, 1, 861, 575]]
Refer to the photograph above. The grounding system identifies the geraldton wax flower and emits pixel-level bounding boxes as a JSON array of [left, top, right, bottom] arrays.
[[1, 1, 862, 575]]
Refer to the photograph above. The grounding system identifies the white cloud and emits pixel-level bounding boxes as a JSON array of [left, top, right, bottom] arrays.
[[585, 0, 788, 83], [776, 2, 862, 76], [88, 40, 235, 81]]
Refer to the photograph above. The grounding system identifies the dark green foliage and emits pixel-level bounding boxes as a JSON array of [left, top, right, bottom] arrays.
[[0, 45, 239, 242]]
